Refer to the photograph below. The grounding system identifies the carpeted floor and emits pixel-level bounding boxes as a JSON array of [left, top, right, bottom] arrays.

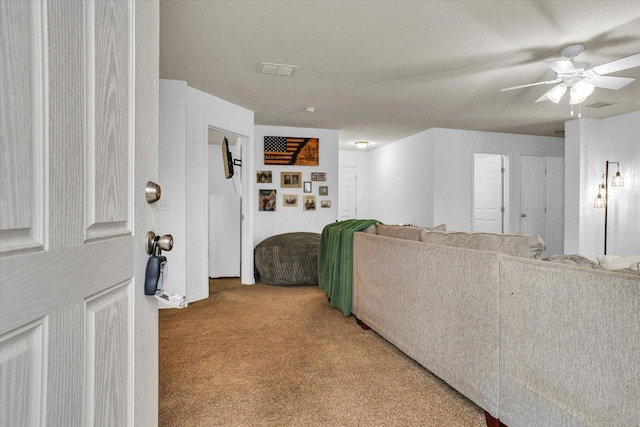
[[159, 278, 486, 426]]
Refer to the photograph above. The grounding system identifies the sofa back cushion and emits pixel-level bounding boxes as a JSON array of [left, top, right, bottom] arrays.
[[420, 230, 546, 259], [377, 223, 447, 241], [377, 224, 422, 241]]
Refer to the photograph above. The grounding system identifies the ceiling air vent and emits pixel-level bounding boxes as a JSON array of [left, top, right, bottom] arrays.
[[586, 102, 616, 109], [259, 62, 297, 77]]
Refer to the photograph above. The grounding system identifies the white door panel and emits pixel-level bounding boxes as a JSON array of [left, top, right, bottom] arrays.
[[0, 1, 46, 254], [520, 155, 546, 239], [474, 154, 503, 234], [0, 2, 158, 426], [339, 166, 357, 220]]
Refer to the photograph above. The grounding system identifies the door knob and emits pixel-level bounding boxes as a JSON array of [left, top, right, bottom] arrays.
[[521, 213, 527, 218], [145, 231, 173, 255]]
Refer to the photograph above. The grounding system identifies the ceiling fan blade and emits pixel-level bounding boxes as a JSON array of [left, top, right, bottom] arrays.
[[593, 53, 640, 75], [544, 60, 576, 74], [501, 79, 560, 92], [588, 75, 636, 90]]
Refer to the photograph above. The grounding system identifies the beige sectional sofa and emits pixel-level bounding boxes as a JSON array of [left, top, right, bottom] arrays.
[[351, 225, 639, 427]]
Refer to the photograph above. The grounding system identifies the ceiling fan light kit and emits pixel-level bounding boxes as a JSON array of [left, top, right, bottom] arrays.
[[545, 84, 567, 103], [501, 45, 640, 116], [569, 81, 595, 105]]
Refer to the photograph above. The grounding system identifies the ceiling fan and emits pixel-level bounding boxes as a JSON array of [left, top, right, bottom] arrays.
[[501, 45, 640, 108]]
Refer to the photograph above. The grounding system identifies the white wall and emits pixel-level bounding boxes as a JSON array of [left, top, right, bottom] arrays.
[[546, 155, 565, 256], [158, 80, 187, 299], [364, 127, 565, 254], [253, 125, 339, 247], [432, 128, 564, 254], [159, 80, 255, 304], [368, 129, 435, 226], [338, 150, 370, 218], [186, 86, 255, 294], [565, 111, 640, 260]]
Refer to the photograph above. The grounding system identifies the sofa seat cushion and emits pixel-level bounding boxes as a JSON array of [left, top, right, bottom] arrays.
[[420, 230, 545, 259]]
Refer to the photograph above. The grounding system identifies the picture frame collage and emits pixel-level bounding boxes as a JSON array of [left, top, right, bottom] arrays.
[[257, 170, 331, 212]]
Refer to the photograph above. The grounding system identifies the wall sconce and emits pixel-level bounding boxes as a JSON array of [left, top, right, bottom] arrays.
[[593, 161, 623, 254]]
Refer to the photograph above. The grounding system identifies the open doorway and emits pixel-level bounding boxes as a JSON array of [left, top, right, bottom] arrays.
[[208, 128, 242, 278], [473, 153, 506, 234]]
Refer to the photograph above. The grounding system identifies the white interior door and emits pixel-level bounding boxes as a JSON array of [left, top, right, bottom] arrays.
[[520, 155, 547, 238], [474, 154, 504, 233], [0, 1, 158, 425], [339, 166, 357, 220]]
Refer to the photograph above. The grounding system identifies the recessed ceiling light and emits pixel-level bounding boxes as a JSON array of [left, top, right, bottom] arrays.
[[305, 106, 316, 113], [259, 62, 298, 77]]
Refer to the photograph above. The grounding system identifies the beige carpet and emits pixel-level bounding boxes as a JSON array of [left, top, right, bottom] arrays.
[[159, 278, 486, 426]]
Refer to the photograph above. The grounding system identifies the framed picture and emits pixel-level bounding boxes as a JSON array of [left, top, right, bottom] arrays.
[[318, 186, 328, 196], [303, 195, 316, 211], [283, 194, 298, 207], [311, 172, 326, 181], [281, 172, 302, 188], [256, 170, 272, 183], [258, 189, 276, 211], [321, 200, 331, 208], [303, 181, 312, 193], [264, 136, 319, 166]]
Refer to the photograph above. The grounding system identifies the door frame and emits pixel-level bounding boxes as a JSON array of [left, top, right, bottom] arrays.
[[206, 126, 244, 279], [132, 1, 159, 424], [201, 120, 254, 288]]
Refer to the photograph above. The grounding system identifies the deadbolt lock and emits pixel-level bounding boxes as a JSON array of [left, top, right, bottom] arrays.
[[145, 181, 162, 204]]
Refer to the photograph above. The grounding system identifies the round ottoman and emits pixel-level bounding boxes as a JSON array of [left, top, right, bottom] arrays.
[[254, 232, 321, 286]]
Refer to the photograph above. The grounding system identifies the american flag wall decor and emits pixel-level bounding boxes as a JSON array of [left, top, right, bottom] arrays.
[[264, 136, 319, 166]]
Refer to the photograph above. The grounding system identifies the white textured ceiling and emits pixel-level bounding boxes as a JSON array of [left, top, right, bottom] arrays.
[[159, 1, 640, 150]]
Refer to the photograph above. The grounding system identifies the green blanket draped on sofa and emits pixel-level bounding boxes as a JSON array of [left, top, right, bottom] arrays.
[[318, 219, 378, 316]]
